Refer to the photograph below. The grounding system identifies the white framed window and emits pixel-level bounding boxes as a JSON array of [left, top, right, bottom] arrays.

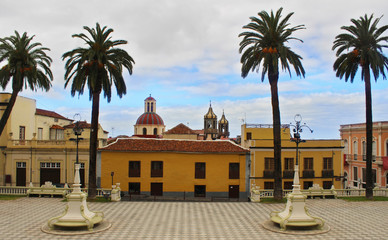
[[40, 162, 60, 168], [17, 162, 26, 168], [37, 128, 43, 140]]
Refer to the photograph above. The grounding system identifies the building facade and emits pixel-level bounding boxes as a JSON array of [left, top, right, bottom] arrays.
[[99, 138, 250, 200], [340, 122, 388, 188], [241, 124, 343, 190], [0, 93, 108, 187]]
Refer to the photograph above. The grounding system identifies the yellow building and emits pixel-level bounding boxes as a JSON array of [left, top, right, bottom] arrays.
[[99, 138, 250, 199], [241, 124, 343, 190], [0, 93, 108, 187]]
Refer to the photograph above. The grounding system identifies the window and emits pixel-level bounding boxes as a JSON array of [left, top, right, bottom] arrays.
[[195, 162, 206, 179], [151, 103, 154, 112], [264, 158, 274, 170], [284, 158, 294, 170], [153, 128, 157, 135], [19, 126, 25, 140], [304, 158, 313, 170], [229, 163, 239, 179], [323, 181, 333, 189], [50, 129, 64, 140], [246, 132, 252, 140], [362, 141, 366, 157], [284, 181, 293, 190], [129, 161, 141, 177], [142, 128, 147, 135], [128, 182, 140, 195], [303, 158, 314, 178], [323, 158, 333, 170], [40, 162, 60, 168], [362, 168, 377, 185], [194, 185, 206, 197], [17, 162, 26, 168], [353, 140, 358, 160], [263, 158, 275, 178], [353, 167, 358, 187], [37, 128, 43, 140], [303, 181, 313, 189], [264, 181, 274, 189], [151, 161, 163, 177]]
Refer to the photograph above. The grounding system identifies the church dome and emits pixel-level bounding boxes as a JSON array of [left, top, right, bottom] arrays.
[[136, 112, 164, 125]]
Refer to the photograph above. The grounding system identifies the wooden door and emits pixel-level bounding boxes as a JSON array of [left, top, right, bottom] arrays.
[[151, 183, 163, 196], [16, 167, 26, 186], [228, 185, 239, 198]]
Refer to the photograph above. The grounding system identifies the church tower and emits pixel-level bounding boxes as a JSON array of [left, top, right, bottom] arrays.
[[204, 102, 218, 140], [218, 110, 229, 139]]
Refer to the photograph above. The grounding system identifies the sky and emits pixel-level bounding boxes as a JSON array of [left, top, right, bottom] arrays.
[[1, 0, 388, 139]]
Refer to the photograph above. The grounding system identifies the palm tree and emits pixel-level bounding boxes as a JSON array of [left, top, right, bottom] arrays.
[[333, 14, 388, 199], [0, 31, 52, 136], [63, 23, 135, 198], [239, 8, 305, 200]]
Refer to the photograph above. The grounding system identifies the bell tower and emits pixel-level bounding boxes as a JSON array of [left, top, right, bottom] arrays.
[[204, 102, 218, 140], [218, 110, 229, 138]]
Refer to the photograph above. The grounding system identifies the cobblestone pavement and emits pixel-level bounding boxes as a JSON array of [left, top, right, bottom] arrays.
[[0, 197, 387, 239]]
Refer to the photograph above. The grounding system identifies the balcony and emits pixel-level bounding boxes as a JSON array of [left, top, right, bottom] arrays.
[[322, 169, 334, 178], [345, 154, 378, 163], [283, 170, 294, 179], [302, 170, 315, 178], [263, 170, 274, 178]]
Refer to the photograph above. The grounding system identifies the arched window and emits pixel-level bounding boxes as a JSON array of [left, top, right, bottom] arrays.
[[151, 103, 154, 112], [147, 102, 150, 112], [344, 140, 348, 154], [353, 140, 358, 160], [386, 139, 388, 156], [153, 128, 157, 135], [362, 141, 366, 157], [143, 128, 147, 135]]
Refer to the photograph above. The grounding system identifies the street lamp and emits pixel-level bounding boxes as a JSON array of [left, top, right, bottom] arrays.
[[69, 114, 84, 164], [270, 114, 324, 231], [48, 114, 103, 230], [290, 114, 313, 189]]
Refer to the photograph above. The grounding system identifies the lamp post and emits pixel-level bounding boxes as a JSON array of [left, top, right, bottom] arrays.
[[70, 114, 84, 164], [48, 114, 103, 230], [270, 114, 324, 231], [290, 114, 313, 192]]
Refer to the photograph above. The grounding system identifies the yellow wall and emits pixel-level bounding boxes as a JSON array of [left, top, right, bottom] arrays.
[[100, 151, 247, 196]]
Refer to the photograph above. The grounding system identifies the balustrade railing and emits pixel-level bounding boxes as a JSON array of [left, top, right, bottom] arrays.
[[0, 186, 111, 197], [256, 188, 388, 198]]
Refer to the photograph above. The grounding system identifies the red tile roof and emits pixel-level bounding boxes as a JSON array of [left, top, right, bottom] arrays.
[[164, 123, 197, 135], [50, 125, 65, 130], [64, 121, 91, 129], [36, 108, 71, 120], [101, 138, 249, 154]]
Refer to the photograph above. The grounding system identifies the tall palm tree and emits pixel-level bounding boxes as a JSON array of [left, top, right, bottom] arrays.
[[63, 23, 135, 198], [333, 14, 388, 199], [0, 31, 52, 136], [239, 8, 305, 200]]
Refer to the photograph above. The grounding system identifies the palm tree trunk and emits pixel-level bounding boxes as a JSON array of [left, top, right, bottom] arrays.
[[364, 67, 373, 199], [88, 90, 100, 199], [269, 71, 283, 200], [0, 90, 19, 136]]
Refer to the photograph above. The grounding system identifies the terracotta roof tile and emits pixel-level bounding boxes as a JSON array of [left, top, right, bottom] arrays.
[[64, 121, 91, 129], [36, 108, 71, 120], [101, 138, 249, 153], [164, 123, 197, 134]]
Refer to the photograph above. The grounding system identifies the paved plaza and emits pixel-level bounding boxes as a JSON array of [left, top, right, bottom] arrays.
[[0, 197, 387, 239]]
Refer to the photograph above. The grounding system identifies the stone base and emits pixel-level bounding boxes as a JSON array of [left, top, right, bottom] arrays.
[[41, 220, 111, 235], [261, 220, 330, 235]]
